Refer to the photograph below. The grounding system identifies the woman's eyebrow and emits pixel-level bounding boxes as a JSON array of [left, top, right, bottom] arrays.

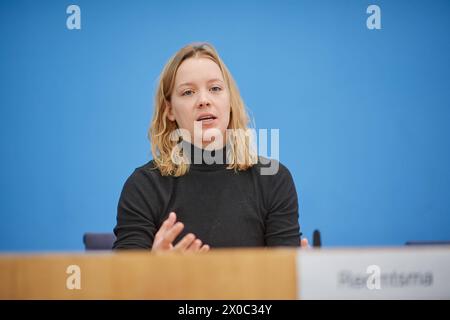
[[207, 78, 224, 84], [177, 78, 224, 89], [177, 82, 195, 88]]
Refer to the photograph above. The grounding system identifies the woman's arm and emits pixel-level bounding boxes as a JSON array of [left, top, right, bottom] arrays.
[[113, 169, 157, 249], [262, 160, 302, 246], [113, 166, 210, 251]]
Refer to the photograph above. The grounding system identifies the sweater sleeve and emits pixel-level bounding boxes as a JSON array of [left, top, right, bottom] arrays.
[[262, 160, 301, 247], [113, 169, 158, 249]]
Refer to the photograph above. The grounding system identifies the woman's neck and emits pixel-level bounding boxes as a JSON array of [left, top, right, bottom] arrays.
[[181, 139, 229, 165]]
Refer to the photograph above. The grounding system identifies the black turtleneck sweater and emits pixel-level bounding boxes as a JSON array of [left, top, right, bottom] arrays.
[[113, 142, 301, 249]]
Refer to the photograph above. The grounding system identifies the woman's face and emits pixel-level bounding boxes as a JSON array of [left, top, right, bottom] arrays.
[[167, 57, 231, 149]]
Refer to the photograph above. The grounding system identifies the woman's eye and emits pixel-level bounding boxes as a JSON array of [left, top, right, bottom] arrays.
[[182, 90, 194, 96], [210, 86, 222, 92]]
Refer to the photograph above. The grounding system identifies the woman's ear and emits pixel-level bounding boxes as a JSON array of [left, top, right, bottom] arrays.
[[166, 101, 175, 121]]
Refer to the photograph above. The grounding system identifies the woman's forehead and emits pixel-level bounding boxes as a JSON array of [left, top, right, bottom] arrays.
[[175, 57, 224, 85]]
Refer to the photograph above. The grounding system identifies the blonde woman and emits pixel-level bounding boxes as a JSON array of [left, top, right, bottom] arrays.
[[113, 43, 304, 251]]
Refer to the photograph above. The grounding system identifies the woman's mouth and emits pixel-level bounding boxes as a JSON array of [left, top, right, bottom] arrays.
[[196, 115, 217, 126]]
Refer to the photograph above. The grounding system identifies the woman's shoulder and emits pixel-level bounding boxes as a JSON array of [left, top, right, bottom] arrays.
[[134, 159, 159, 173], [250, 157, 297, 210], [128, 159, 158, 177], [252, 156, 293, 179], [122, 159, 171, 189]]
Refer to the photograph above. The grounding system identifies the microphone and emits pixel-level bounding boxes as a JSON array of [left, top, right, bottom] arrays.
[[313, 229, 321, 248]]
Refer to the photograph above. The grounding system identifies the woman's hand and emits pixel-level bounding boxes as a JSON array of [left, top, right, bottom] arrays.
[[300, 237, 310, 248], [152, 212, 210, 252]]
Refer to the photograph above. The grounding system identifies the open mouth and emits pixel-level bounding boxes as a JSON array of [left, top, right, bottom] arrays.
[[196, 115, 217, 124]]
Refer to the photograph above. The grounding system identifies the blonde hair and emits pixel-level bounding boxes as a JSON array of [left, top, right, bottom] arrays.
[[149, 42, 257, 176]]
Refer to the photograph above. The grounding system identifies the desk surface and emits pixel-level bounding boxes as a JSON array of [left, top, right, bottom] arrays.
[[0, 248, 297, 299]]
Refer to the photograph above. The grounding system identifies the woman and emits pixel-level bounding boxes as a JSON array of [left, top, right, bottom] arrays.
[[113, 42, 304, 251]]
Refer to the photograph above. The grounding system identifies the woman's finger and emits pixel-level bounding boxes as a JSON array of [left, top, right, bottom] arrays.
[[159, 221, 184, 247], [301, 238, 310, 248], [160, 212, 177, 234], [187, 239, 202, 251], [173, 233, 196, 251], [153, 213, 177, 248]]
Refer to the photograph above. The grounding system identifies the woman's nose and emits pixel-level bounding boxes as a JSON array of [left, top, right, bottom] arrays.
[[197, 91, 211, 108]]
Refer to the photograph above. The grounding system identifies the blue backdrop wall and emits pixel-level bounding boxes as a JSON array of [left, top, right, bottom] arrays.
[[1, 0, 449, 251]]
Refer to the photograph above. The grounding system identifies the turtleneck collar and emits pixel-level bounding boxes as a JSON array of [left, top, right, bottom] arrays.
[[181, 140, 230, 170]]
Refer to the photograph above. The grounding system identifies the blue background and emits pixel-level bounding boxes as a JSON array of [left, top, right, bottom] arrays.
[[1, 0, 449, 251]]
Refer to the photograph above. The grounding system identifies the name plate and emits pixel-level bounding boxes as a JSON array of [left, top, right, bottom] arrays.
[[296, 246, 450, 299]]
